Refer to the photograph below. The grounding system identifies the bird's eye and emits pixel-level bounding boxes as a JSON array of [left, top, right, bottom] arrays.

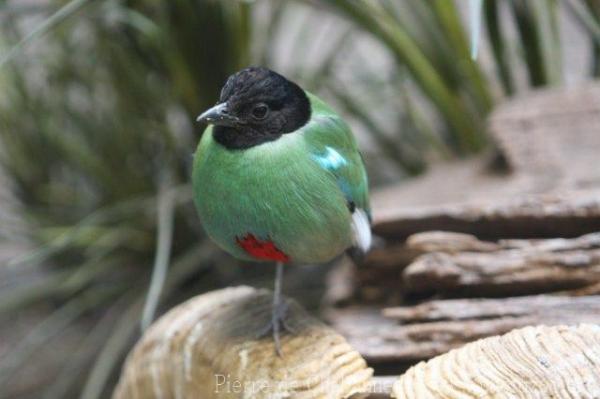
[[251, 104, 269, 120]]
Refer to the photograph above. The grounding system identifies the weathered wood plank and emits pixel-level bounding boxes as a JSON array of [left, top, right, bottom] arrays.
[[374, 191, 600, 240], [329, 295, 600, 364], [392, 325, 600, 399], [403, 232, 600, 296]]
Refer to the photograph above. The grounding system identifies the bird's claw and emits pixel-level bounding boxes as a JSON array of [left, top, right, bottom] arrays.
[[256, 300, 296, 356]]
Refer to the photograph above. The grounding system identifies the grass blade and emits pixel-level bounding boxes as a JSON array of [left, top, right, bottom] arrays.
[[565, 0, 600, 43], [320, 0, 484, 152], [584, 0, 600, 76], [0, 289, 113, 386], [470, 0, 484, 59], [485, 0, 515, 95], [509, 0, 549, 86], [431, 0, 492, 112], [80, 295, 144, 399], [42, 297, 126, 399], [535, 0, 562, 83], [0, 0, 92, 68], [141, 175, 176, 330]]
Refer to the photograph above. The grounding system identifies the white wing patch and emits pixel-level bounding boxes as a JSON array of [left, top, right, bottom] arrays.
[[351, 208, 372, 253]]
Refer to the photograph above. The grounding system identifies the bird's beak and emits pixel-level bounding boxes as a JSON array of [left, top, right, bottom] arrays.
[[196, 103, 239, 127]]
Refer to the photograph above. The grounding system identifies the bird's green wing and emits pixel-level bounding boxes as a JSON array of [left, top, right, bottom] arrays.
[[303, 93, 371, 219]]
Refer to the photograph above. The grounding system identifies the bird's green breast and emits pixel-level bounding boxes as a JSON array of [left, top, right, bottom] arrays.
[[192, 95, 354, 263]]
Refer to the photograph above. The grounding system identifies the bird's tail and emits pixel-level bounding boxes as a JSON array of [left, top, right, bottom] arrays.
[[351, 208, 372, 253], [348, 208, 372, 265]]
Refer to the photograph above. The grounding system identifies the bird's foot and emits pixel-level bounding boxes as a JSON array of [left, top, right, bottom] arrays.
[[256, 300, 297, 356]]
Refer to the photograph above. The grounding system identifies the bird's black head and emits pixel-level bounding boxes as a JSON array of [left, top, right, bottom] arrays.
[[197, 67, 311, 150]]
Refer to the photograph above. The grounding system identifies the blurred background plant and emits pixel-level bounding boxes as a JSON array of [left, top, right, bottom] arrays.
[[0, 0, 599, 397]]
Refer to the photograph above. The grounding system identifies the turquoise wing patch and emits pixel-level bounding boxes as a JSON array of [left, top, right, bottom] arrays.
[[311, 145, 370, 221], [312, 146, 348, 170], [304, 93, 371, 220], [311, 146, 354, 200]]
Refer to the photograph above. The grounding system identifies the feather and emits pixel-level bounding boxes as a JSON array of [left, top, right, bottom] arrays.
[[351, 208, 371, 253], [311, 146, 348, 171]]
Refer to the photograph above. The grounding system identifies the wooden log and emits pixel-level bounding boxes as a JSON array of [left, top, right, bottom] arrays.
[[408, 230, 600, 253], [372, 84, 600, 241], [356, 244, 416, 303], [489, 83, 600, 189], [326, 245, 418, 306], [392, 325, 600, 398], [327, 295, 600, 365], [113, 286, 373, 399], [349, 232, 500, 303], [343, 231, 600, 303], [383, 295, 600, 322], [403, 232, 600, 297], [374, 190, 600, 240], [406, 231, 501, 253]]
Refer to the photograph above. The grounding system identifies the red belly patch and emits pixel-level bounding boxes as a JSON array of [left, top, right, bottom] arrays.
[[235, 233, 290, 262]]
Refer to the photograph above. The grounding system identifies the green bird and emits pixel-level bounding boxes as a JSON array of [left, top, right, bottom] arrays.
[[193, 67, 371, 354]]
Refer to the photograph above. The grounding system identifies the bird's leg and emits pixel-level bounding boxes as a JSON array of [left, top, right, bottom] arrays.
[[256, 262, 295, 356], [271, 261, 285, 355]]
